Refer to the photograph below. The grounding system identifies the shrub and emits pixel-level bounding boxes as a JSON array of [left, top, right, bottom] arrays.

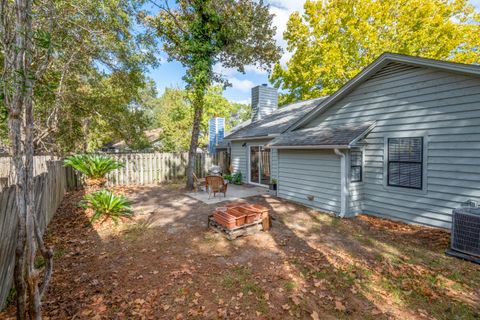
[[64, 154, 124, 179], [81, 189, 133, 224], [223, 174, 233, 183], [232, 172, 242, 185], [65, 154, 123, 188]]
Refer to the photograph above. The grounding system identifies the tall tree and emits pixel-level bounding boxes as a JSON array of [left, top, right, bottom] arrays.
[[0, 0, 158, 154], [146, 0, 281, 189], [32, 0, 158, 154], [270, 0, 480, 104], [1, 0, 54, 318], [151, 85, 250, 152]]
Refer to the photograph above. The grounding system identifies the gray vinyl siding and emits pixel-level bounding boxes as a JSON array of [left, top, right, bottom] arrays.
[[278, 149, 341, 213], [270, 149, 279, 181], [304, 62, 480, 229], [230, 138, 273, 183]]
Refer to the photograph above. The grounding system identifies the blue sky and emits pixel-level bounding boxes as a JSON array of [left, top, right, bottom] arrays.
[[147, 0, 480, 105]]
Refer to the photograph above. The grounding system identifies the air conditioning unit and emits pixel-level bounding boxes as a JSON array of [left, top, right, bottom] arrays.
[[446, 200, 480, 264]]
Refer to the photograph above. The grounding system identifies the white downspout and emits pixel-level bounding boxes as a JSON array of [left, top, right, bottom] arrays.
[[334, 148, 348, 218]]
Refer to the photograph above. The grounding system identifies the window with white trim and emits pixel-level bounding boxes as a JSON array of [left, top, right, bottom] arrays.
[[387, 137, 423, 189], [350, 150, 362, 182]]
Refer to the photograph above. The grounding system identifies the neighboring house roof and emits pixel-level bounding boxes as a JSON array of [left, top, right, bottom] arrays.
[[288, 53, 480, 132], [267, 122, 375, 149], [224, 96, 328, 140]]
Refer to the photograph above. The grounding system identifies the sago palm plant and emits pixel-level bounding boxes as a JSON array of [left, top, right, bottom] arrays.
[[64, 154, 123, 188], [81, 189, 133, 224]]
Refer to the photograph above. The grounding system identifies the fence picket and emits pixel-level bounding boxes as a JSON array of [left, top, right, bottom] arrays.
[[0, 161, 74, 309]]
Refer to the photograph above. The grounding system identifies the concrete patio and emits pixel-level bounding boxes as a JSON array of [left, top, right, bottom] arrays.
[[185, 183, 272, 204]]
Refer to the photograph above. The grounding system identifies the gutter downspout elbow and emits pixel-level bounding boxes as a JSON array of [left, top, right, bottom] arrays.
[[334, 148, 348, 218]]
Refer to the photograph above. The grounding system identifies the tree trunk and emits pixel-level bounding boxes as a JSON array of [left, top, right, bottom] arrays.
[[2, 0, 53, 318], [186, 91, 204, 190]]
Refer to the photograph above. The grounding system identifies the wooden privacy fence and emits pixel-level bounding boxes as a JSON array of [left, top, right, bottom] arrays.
[[0, 155, 59, 188], [0, 161, 71, 310], [103, 152, 227, 186]]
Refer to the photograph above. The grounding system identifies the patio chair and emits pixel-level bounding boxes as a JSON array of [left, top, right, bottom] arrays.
[[193, 173, 206, 192], [206, 175, 228, 198]]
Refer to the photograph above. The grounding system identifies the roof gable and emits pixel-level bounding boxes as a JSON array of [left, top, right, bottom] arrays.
[[287, 53, 480, 132]]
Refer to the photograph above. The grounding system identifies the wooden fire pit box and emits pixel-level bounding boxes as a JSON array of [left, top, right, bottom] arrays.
[[208, 203, 270, 240]]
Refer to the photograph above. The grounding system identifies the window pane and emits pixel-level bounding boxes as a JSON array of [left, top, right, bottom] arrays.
[[350, 150, 362, 182], [388, 162, 422, 189], [388, 138, 422, 162], [350, 166, 362, 182], [387, 137, 423, 189], [351, 150, 362, 166]]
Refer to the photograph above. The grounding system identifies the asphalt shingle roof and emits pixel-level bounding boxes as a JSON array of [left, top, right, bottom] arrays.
[[266, 122, 374, 148], [224, 96, 328, 140]]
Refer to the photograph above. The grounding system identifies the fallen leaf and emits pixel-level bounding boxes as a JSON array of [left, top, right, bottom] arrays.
[[282, 304, 290, 311], [311, 311, 320, 320], [335, 300, 346, 312], [291, 296, 301, 306]]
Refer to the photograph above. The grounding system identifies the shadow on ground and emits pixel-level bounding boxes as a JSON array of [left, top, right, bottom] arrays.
[[1, 184, 479, 319]]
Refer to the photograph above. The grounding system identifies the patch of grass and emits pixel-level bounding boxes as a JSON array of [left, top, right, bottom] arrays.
[[203, 233, 218, 243], [330, 217, 341, 228], [331, 264, 358, 288], [221, 266, 264, 296], [54, 247, 67, 259], [34, 256, 45, 269], [121, 221, 150, 242], [290, 258, 310, 277], [312, 271, 327, 279], [377, 277, 404, 304], [284, 281, 296, 292], [5, 287, 16, 307], [354, 233, 376, 246]]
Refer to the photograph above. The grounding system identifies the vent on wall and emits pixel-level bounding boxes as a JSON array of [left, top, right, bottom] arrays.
[[446, 203, 480, 264]]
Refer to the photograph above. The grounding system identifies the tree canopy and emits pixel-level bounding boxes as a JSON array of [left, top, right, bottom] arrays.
[[0, 0, 159, 154], [270, 0, 480, 104], [146, 0, 281, 188], [151, 85, 250, 152]]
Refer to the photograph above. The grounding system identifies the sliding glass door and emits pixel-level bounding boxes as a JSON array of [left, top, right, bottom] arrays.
[[249, 146, 270, 186]]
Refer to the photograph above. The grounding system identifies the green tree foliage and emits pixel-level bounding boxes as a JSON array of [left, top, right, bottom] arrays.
[[270, 0, 480, 104], [146, 0, 281, 188], [1, 0, 159, 154], [151, 86, 250, 152]]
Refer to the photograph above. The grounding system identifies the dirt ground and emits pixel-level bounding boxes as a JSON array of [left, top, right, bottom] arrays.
[[1, 184, 479, 319]]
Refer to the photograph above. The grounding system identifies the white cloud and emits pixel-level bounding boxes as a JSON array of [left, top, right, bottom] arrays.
[[228, 77, 255, 92], [213, 63, 268, 77]]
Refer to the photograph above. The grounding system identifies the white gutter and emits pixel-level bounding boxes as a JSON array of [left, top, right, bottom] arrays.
[[334, 148, 348, 218], [226, 135, 278, 141], [268, 145, 349, 150]]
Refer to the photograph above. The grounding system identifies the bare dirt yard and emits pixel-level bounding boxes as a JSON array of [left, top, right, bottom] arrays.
[[2, 184, 479, 319]]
